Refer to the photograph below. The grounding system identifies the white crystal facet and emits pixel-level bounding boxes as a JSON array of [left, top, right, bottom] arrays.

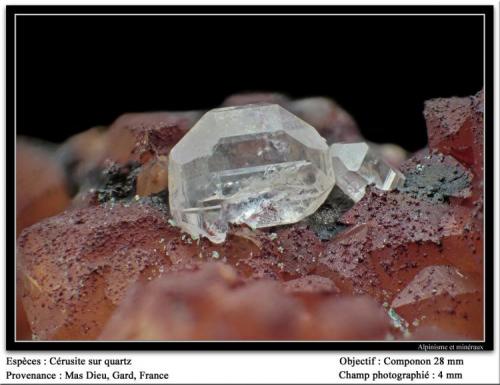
[[169, 103, 335, 243], [330, 142, 405, 202]]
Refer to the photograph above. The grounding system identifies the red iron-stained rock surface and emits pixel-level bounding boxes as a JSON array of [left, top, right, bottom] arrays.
[[16, 139, 71, 235], [16, 139, 72, 340], [16, 91, 484, 341], [17, 201, 173, 340], [99, 263, 390, 340], [104, 111, 203, 165], [391, 265, 482, 339], [424, 89, 484, 182]]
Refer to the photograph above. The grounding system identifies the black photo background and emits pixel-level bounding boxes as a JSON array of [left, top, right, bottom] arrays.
[[16, 14, 484, 152]]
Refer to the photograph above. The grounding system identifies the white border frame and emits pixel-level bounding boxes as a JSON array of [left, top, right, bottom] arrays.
[[10, 9, 489, 345]]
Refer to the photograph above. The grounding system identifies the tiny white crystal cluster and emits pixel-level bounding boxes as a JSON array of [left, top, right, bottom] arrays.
[[168, 103, 335, 243], [330, 142, 405, 202]]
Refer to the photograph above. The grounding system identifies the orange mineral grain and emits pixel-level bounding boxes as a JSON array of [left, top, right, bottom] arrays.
[[136, 155, 169, 196]]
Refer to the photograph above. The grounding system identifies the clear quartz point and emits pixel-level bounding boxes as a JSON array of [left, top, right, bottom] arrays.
[[330, 142, 405, 202], [169, 103, 335, 243]]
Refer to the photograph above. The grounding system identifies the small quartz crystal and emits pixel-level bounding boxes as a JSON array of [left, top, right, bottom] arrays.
[[330, 142, 405, 202], [169, 103, 335, 243]]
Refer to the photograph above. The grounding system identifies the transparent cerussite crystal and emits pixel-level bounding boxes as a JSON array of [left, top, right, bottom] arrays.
[[330, 142, 405, 202], [169, 103, 335, 243]]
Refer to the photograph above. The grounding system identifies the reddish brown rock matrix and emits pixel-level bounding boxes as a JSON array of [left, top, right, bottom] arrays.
[[100, 263, 390, 341], [16, 90, 484, 341], [16, 139, 72, 340], [16, 139, 71, 236], [17, 201, 173, 340]]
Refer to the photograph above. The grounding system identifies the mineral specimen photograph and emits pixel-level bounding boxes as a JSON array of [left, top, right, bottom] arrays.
[[9, 7, 491, 346]]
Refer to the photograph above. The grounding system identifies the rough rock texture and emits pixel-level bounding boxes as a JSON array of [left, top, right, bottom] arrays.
[[104, 111, 203, 165], [99, 264, 390, 340], [17, 90, 483, 341], [303, 186, 354, 240], [17, 200, 174, 340], [96, 162, 141, 204], [400, 151, 472, 203], [392, 265, 482, 339], [314, 183, 480, 305], [283, 275, 339, 295], [16, 140, 72, 340], [310, 90, 484, 339], [155, 224, 325, 282], [424, 89, 483, 181], [313, 177, 482, 313], [58, 111, 202, 194]]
